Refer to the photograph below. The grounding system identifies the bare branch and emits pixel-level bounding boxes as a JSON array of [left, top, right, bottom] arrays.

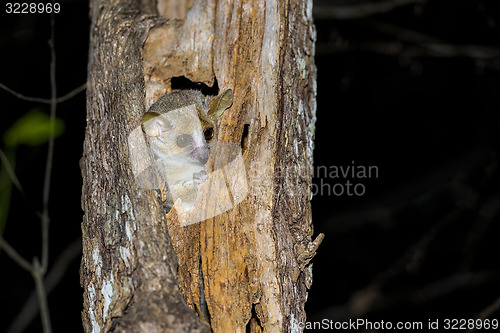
[[32, 258, 52, 333], [0, 240, 54, 333], [317, 40, 500, 60], [55, 82, 87, 102], [0, 82, 86, 104], [345, 209, 461, 317], [469, 297, 500, 332], [316, 21, 500, 72], [0, 148, 25, 197], [0, 10, 75, 333], [476, 294, 500, 321], [313, 0, 424, 20], [460, 196, 500, 271], [6, 239, 82, 333], [465, 294, 500, 333], [41, 14, 58, 276], [0, 238, 33, 273], [315, 271, 499, 323], [317, 19, 500, 60], [366, 20, 500, 59]]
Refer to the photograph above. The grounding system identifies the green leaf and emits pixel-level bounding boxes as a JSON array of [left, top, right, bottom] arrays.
[[3, 108, 65, 148]]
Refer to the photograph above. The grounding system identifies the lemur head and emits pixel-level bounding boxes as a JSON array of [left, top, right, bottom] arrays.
[[142, 89, 233, 164]]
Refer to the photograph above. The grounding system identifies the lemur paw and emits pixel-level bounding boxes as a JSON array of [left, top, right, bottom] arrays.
[[193, 170, 208, 190]]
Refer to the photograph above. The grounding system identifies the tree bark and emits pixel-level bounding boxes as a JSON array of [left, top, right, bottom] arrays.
[[81, 0, 322, 332]]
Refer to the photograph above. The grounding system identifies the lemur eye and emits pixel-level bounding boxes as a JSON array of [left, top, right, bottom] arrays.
[[204, 127, 214, 141], [176, 134, 193, 148]]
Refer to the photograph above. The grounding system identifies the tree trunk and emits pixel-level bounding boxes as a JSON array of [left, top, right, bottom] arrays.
[[80, 0, 322, 332]]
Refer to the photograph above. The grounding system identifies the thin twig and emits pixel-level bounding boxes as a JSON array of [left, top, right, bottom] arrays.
[[1, 12, 61, 333], [314, 271, 499, 323], [313, 0, 424, 20], [51, 82, 87, 103], [365, 20, 500, 59], [6, 238, 82, 333], [477, 294, 500, 319], [347, 209, 461, 316], [41, 14, 58, 276], [0, 238, 33, 272], [0, 148, 42, 218], [0, 82, 86, 104], [34, 14, 58, 333], [33, 258, 52, 333], [317, 40, 500, 60], [0, 148, 26, 197]]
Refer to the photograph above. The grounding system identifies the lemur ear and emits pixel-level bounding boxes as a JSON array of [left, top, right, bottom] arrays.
[[208, 89, 233, 119], [142, 112, 171, 137]]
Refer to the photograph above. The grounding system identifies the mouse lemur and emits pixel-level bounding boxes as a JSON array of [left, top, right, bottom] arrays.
[[142, 89, 233, 211]]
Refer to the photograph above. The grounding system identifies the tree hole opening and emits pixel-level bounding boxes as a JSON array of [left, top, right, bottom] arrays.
[[241, 124, 250, 151], [245, 303, 263, 333], [171, 76, 219, 96]]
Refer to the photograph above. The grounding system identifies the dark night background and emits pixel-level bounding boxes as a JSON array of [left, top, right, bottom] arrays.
[[1, 0, 500, 332]]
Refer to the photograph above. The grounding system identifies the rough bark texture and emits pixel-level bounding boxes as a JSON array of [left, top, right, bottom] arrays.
[[81, 0, 321, 332]]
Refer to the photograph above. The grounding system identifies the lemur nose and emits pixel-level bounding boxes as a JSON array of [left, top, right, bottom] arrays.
[[192, 145, 209, 164]]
